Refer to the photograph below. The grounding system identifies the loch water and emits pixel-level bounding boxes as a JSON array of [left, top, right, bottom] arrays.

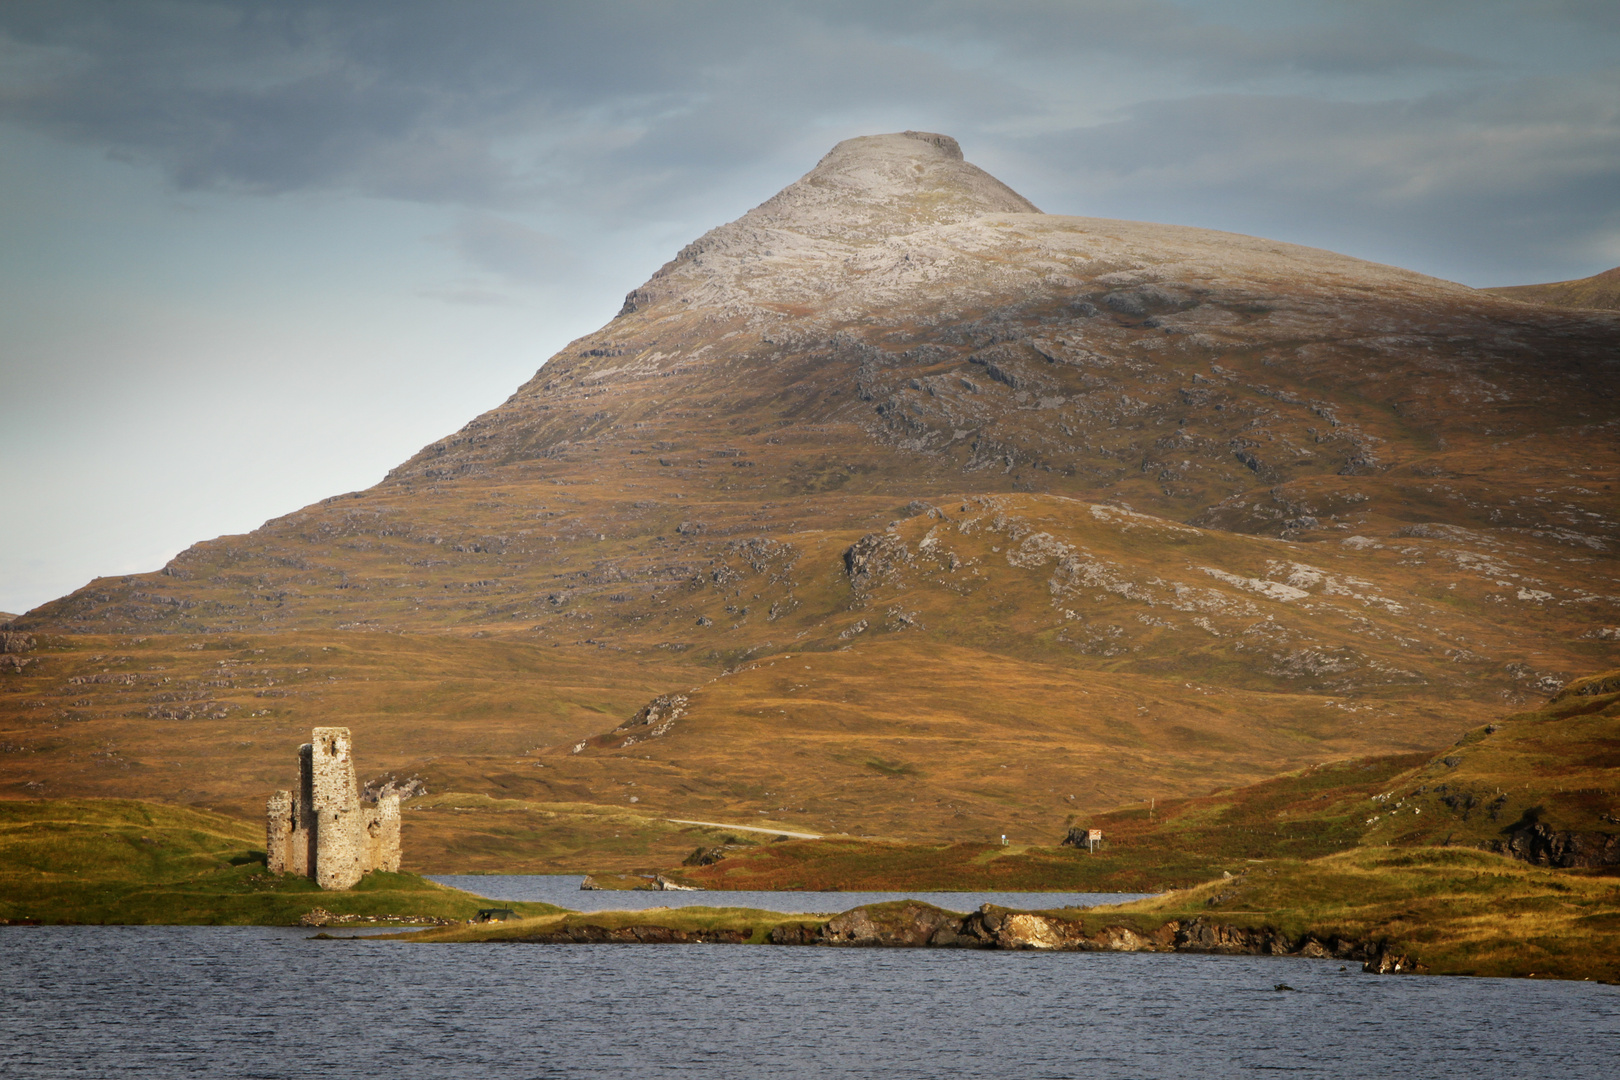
[[3, 922, 1616, 1079], [426, 872, 1155, 913]]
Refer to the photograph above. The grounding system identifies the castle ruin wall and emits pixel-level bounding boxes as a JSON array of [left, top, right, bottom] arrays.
[[265, 789, 293, 874], [264, 726, 401, 889], [364, 793, 402, 873]]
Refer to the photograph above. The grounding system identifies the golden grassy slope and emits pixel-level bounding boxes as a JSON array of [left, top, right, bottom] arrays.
[[1484, 266, 1620, 310], [665, 671, 1619, 890], [0, 625, 1490, 849], [395, 792, 810, 874], [3, 495, 1612, 852], [0, 631, 686, 817], [1122, 847, 1620, 982]]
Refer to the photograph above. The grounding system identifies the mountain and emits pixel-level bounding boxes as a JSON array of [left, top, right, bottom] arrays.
[[5, 132, 1618, 847], [1484, 265, 1620, 311]]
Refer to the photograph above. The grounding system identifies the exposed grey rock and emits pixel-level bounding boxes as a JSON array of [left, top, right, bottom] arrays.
[[604, 693, 689, 748], [634, 874, 698, 892], [843, 532, 908, 592], [1493, 818, 1620, 868], [362, 774, 427, 802], [0, 631, 34, 654]]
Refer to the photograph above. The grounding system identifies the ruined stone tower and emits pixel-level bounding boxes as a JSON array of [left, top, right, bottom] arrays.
[[265, 727, 400, 889]]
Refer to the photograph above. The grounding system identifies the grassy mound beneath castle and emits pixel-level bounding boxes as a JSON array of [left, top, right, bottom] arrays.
[[0, 799, 562, 925]]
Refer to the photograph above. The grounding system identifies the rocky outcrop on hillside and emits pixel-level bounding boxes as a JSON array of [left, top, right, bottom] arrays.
[[362, 775, 427, 802], [843, 531, 909, 594], [1494, 819, 1620, 868], [0, 630, 34, 673], [586, 693, 689, 751]]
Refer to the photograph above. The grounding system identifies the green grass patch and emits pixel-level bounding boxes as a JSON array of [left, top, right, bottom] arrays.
[[0, 799, 565, 925]]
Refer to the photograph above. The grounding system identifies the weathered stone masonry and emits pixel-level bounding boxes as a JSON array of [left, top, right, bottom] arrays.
[[265, 727, 400, 889]]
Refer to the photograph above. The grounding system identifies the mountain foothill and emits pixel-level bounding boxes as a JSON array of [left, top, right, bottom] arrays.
[[4, 132, 1617, 854]]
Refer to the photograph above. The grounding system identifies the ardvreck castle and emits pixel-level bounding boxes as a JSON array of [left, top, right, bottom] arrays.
[[266, 727, 400, 889]]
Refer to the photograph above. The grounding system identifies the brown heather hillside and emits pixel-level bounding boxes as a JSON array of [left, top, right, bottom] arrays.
[[668, 669, 1620, 891], [5, 132, 1619, 857], [1484, 266, 1620, 311]]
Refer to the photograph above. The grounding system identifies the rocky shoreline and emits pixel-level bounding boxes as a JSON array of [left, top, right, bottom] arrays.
[[466, 900, 1423, 974], [780, 902, 1421, 974]]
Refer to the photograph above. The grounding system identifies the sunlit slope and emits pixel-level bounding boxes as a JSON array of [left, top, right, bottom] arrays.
[[671, 669, 1620, 889], [4, 495, 1614, 840], [0, 632, 688, 816], [1485, 266, 1620, 311], [0, 626, 1474, 841], [1061, 667, 1620, 869]]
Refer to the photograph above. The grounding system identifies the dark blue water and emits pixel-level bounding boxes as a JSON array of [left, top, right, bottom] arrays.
[[428, 873, 1151, 912], [3, 925, 1615, 1079]]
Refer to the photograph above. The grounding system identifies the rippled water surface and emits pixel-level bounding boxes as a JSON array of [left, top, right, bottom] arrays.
[[427, 872, 1151, 912], [3, 925, 1616, 1079]]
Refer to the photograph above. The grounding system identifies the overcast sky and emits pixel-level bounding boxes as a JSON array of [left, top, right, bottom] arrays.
[[3, 1, 1617, 616]]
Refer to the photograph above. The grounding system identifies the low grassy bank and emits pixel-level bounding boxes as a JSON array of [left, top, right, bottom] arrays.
[[388, 905, 814, 946], [1106, 847, 1620, 981], [0, 799, 560, 925]]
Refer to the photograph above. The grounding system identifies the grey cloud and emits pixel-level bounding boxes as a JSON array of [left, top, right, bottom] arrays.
[[1023, 75, 1620, 279], [0, 1, 1519, 210], [441, 213, 571, 283], [416, 283, 519, 307], [832, 0, 1494, 79], [0, 0, 1614, 284], [0, 1, 719, 203]]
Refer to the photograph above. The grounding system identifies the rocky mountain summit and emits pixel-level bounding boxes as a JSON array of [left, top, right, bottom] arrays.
[[8, 132, 1618, 839], [618, 130, 1040, 319]]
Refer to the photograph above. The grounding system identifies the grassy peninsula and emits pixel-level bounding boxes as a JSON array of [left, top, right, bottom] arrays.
[[0, 799, 559, 925]]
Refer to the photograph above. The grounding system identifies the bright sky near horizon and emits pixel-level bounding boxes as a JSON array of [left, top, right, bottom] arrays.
[[2, 1, 1617, 616]]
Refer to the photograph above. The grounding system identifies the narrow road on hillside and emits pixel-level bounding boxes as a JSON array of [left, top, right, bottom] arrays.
[[668, 819, 824, 840]]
